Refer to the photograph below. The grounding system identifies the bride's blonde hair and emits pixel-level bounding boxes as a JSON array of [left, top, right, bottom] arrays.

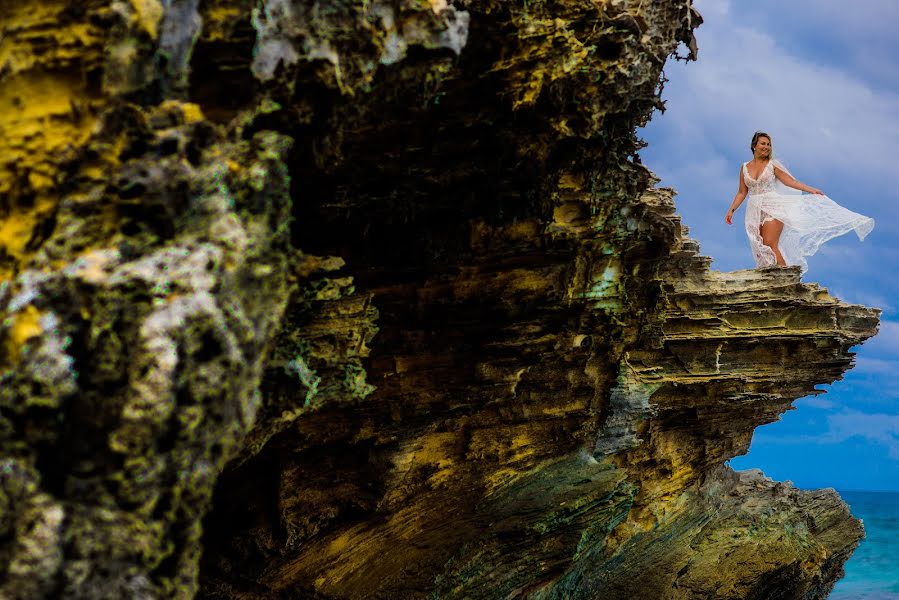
[[751, 131, 772, 154]]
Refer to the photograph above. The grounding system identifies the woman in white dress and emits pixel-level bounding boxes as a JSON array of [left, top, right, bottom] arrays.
[[724, 131, 874, 274]]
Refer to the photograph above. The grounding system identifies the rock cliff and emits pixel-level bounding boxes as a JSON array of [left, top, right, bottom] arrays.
[[0, 0, 878, 599]]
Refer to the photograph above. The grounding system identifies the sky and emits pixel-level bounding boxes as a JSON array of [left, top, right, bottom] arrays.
[[639, 0, 899, 491]]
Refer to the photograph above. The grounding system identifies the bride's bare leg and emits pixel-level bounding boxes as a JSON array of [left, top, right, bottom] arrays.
[[760, 219, 786, 266]]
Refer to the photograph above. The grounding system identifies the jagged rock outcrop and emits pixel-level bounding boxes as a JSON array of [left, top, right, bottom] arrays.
[[0, 1, 877, 599]]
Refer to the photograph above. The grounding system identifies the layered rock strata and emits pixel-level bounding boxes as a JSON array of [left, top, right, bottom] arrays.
[[0, 0, 878, 599]]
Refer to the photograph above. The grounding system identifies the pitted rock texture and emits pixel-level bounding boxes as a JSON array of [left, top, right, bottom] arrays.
[[0, 99, 297, 597], [0, 0, 877, 599]]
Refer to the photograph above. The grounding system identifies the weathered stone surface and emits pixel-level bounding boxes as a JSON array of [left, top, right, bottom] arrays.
[[544, 467, 863, 600], [0, 0, 877, 599], [0, 98, 297, 596]]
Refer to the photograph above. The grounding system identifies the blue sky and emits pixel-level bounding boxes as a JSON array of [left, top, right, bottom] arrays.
[[639, 0, 899, 491]]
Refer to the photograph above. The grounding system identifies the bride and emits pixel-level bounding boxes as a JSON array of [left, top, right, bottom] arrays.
[[724, 131, 874, 273]]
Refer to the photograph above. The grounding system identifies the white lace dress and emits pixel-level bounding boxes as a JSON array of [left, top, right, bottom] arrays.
[[743, 159, 875, 273]]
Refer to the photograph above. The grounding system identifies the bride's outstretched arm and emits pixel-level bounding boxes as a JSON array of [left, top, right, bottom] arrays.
[[725, 166, 748, 224], [773, 166, 824, 195]]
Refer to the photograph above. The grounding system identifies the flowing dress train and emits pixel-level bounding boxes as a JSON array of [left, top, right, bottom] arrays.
[[743, 159, 874, 274]]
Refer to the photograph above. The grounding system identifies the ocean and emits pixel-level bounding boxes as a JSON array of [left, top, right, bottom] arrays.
[[830, 491, 899, 599]]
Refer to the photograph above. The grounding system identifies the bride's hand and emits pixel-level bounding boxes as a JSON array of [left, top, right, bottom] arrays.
[[808, 187, 824, 195], [725, 209, 734, 225]]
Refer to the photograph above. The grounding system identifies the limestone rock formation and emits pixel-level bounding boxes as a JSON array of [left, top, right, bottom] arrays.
[[0, 0, 878, 599]]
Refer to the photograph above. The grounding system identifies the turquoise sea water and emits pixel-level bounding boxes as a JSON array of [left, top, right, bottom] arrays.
[[830, 491, 899, 599]]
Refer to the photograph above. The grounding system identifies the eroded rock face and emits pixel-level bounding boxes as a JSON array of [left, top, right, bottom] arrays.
[[0, 100, 296, 595], [0, 0, 877, 599]]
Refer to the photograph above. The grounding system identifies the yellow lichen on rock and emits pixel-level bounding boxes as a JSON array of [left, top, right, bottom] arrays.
[[495, 16, 591, 110], [179, 101, 206, 124], [386, 431, 459, 494], [0, 1, 100, 75], [0, 71, 99, 192], [158, 99, 207, 124], [0, 1, 107, 277], [2, 305, 44, 365], [199, 4, 246, 42], [127, 0, 165, 39], [0, 194, 58, 281]]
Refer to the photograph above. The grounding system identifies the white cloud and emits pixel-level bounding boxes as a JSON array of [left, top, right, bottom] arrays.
[[751, 410, 899, 460], [667, 21, 899, 187], [698, 0, 730, 18], [861, 320, 899, 357], [642, 0, 899, 295], [768, 0, 899, 44], [824, 411, 899, 459], [796, 396, 837, 410], [647, 1, 899, 196], [828, 287, 893, 312]]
